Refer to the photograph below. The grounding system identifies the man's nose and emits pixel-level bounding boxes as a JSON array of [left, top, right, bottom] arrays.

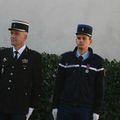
[[79, 38, 84, 42], [11, 34, 15, 38]]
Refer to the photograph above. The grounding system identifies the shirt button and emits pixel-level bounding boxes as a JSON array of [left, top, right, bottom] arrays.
[[8, 87, 11, 90], [9, 80, 12, 83], [10, 73, 13, 76]]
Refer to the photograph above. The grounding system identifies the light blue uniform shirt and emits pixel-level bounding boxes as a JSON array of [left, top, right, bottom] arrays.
[[76, 49, 90, 61]]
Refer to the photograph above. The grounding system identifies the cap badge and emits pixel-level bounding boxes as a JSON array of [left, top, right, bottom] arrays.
[[82, 28, 84, 31], [22, 59, 28, 64], [13, 23, 16, 27]]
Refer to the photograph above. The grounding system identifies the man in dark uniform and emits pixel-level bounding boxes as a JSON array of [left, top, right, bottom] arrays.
[[52, 24, 104, 120], [0, 20, 42, 120]]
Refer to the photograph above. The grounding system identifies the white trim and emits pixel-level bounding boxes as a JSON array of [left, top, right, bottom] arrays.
[[59, 63, 104, 72], [81, 65, 97, 71], [59, 63, 79, 68], [9, 28, 26, 32], [97, 68, 104, 72], [12, 20, 29, 26], [81, 65, 104, 72]]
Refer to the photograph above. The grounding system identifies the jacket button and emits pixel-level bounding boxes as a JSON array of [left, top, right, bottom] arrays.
[[9, 80, 12, 83], [10, 73, 13, 76], [8, 87, 11, 90]]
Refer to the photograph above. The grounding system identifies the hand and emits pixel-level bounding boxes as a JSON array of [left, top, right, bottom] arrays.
[[52, 108, 58, 120], [26, 107, 34, 120], [93, 113, 99, 120]]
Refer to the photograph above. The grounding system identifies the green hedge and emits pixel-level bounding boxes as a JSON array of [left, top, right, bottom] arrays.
[[29, 53, 120, 120], [30, 53, 59, 120], [103, 59, 120, 120]]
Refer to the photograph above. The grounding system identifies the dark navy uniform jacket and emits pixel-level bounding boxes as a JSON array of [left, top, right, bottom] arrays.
[[0, 47, 42, 114], [52, 47, 104, 114]]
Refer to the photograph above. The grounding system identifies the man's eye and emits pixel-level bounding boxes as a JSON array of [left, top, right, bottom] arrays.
[[77, 37, 81, 39], [83, 37, 87, 40], [11, 32, 13, 35]]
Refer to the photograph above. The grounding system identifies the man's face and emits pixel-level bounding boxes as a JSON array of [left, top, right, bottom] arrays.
[[10, 30, 27, 48], [76, 34, 92, 50]]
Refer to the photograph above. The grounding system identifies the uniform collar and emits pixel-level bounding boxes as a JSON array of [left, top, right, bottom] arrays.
[[73, 46, 94, 61], [76, 49, 90, 60], [13, 44, 26, 56]]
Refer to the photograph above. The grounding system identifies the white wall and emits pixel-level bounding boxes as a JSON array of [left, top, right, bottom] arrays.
[[0, 0, 120, 60]]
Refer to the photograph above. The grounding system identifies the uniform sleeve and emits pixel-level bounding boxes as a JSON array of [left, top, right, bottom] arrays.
[[0, 51, 2, 79], [0, 49, 4, 79], [93, 59, 105, 114], [52, 55, 66, 108], [30, 53, 42, 108]]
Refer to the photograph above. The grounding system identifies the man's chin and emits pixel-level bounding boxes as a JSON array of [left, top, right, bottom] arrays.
[[78, 46, 84, 49], [11, 43, 15, 46]]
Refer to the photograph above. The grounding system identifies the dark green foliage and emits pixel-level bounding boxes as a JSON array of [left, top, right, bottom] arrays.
[[102, 59, 120, 120], [30, 53, 59, 120]]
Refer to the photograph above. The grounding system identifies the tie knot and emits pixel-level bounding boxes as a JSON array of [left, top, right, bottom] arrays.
[[78, 56, 83, 65], [78, 56, 83, 61], [14, 51, 18, 60], [14, 51, 18, 55]]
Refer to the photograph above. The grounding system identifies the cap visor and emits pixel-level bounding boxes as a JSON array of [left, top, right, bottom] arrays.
[[76, 32, 92, 37], [8, 28, 26, 32]]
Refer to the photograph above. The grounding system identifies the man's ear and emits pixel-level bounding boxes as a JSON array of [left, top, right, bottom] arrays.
[[24, 32, 28, 40], [89, 38, 93, 45]]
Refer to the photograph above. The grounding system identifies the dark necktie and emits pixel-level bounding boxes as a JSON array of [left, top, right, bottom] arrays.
[[78, 56, 83, 65], [14, 51, 18, 61]]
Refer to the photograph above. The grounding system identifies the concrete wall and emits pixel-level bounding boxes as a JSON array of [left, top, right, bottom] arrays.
[[0, 0, 120, 60]]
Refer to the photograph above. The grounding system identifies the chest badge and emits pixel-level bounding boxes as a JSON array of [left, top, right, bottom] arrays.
[[22, 59, 28, 70], [22, 59, 28, 64], [3, 58, 7, 62], [85, 64, 90, 73]]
